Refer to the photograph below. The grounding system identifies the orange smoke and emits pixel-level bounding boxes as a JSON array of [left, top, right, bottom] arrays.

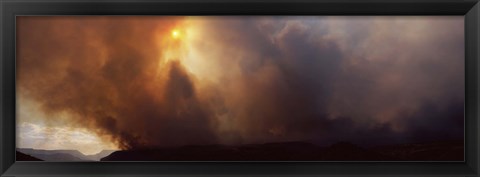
[[17, 16, 218, 150]]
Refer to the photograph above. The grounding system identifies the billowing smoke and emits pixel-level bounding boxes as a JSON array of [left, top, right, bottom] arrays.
[[17, 16, 464, 150], [17, 17, 217, 149]]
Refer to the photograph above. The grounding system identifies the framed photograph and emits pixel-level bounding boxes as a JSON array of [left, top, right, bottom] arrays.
[[1, 0, 479, 176]]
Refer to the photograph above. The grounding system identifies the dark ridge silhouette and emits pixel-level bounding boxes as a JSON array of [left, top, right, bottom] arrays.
[[17, 148, 118, 161], [100, 140, 464, 161], [373, 140, 464, 161], [16, 148, 118, 161], [17, 148, 91, 161], [16, 151, 43, 161], [321, 142, 387, 160], [85, 150, 117, 161]]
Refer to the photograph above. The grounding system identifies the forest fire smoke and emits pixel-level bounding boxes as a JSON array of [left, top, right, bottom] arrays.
[[17, 16, 464, 151]]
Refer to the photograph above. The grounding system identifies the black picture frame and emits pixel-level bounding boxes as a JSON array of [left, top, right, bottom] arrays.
[[1, 0, 479, 176]]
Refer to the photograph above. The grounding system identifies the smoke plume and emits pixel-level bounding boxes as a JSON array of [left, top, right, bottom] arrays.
[[17, 16, 464, 150]]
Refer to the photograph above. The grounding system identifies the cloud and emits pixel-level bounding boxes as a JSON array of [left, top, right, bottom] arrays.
[[17, 122, 117, 155]]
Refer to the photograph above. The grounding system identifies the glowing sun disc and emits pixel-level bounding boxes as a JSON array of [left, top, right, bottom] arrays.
[[172, 30, 180, 39]]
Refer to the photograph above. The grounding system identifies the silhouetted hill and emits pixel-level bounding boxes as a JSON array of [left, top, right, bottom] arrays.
[[102, 141, 372, 161], [17, 148, 117, 161], [321, 142, 387, 160], [85, 150, 117, 161], [17, 148, 90, 161], [16, 151, 42, 161], [373, 140, 464, 161], [101, 140, 463, 161]]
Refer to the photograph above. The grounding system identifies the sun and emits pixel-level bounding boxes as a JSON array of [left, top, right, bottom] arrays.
[[171, 30, 180, 39]]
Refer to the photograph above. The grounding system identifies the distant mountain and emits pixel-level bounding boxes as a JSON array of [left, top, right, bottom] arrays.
[[85, 150, 117, 161], [17, 148, 118, 161], [17, 148, 88, 161], [16, 151, 42, 161], [101, 140, 464, 161]]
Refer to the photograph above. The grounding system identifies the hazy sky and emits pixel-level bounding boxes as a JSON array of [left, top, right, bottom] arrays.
[[16, 16, 464, 155]]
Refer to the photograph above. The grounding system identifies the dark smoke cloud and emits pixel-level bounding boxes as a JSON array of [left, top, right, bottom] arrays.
[[17, 16, 464, 150], [187, 16, 464, 145]]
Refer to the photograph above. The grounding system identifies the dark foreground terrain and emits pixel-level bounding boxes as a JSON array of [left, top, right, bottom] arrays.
[[16, 151, 42, 161], [101, 140, 463, 161]]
